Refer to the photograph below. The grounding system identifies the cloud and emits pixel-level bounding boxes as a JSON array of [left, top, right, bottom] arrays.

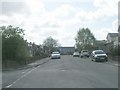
[[112, 19, 118, 32], [25, 0, 45, 16], [75, 0, 118, 22], [93, 0, 118, 16], [0, 0, 118, 46], [1, 1, 30, 16], [52, 4, 76, 18], [92, 28, 111, 40]]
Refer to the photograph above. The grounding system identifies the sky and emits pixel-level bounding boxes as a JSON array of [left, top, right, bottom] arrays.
[[0, 0, 119, 46]]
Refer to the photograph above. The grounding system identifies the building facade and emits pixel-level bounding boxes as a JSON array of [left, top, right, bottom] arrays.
[[59, 47, 75, 55], [106, 33, 119, 48], [106, 33, 119, 54]]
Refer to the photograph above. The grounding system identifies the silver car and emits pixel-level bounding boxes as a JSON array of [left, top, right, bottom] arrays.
[[50, 52, 61, 59], [91, 50, 108, 62], [73, 52, 80, 57]]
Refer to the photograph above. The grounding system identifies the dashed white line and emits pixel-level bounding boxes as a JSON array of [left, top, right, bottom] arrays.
[[5, 65, 40, 88], [61, 70, 66, 71]]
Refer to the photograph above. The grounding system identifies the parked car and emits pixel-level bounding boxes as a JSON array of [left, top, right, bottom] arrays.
[[91, 50, 108, 62], [80, 50, 89, 58], [73, 52, 80, 57], [50, 52, 61, 59]]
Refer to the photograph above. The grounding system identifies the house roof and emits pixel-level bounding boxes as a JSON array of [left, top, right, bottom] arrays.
[[107, 33, 118, 37], [96, 40, 106, 44]]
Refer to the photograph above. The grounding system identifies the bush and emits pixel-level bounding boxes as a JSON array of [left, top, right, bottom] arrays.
[[109, 47, 120, 56], [1, 25, 29, 67]]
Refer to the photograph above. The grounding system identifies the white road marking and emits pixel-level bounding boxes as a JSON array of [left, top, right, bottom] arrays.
[[114, 64, 119, 67], [22, 72, 25, 74], [61, 70, 66, 71], [5, 65, 41, 88], [6, 84, 13, 88]]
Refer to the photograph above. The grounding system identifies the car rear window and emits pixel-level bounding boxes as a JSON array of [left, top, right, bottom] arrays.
[[75, 52, 79, 54]]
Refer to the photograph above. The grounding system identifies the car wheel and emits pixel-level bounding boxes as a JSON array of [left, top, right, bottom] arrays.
[[94, 59, 97, 62], [93, 58, 95, 62], [105, 59, 108, 62]]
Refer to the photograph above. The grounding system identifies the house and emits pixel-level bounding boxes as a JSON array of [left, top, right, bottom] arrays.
[[58, 47, 75, 55], [106, 33, 118, 43], [27, 42, 41, 57], [28, 42, 33, 57], [118, 25, 120, 46], [106, 33, 119, 48]]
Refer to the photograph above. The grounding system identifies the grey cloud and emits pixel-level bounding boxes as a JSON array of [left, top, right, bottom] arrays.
[[1, 2, 30, 16]]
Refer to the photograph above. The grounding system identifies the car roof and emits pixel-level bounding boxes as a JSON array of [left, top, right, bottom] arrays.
[[74, 52, 79, 53], [93, 50, 103, 51], [81, 50, 88, 52], [92, 50, 104, 52], [52, 52, 59, 53]]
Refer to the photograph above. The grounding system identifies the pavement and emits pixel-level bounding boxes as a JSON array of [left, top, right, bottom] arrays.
[[27, 57, 50, 67], [2, 57, 50, 88], [107, 57, 119, 67], [2, 57, 50, 72], [2, 55, 118, 88]]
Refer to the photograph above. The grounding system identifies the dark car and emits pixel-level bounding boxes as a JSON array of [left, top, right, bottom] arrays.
[[91, 50, 108, 62], [80, 50, 89, 58]]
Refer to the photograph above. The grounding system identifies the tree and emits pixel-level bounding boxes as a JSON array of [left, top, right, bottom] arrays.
[[1, 25, 25, 38], [1, 25, 29, 65], [43, 36, 59, 55], [75, 28, 96, 51]]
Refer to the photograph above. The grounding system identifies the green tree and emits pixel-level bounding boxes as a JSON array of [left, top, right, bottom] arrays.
[[43, 36, 59, 55], [1, 25, 25, 38], [75, 28, 96, 51], [1, 25, 29, 65]]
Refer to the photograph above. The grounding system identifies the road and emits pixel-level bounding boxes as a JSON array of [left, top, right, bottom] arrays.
[[2, 55, 118, 88]]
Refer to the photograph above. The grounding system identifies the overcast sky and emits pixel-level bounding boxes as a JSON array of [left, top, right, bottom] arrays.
[[0, 0, 119, 46]]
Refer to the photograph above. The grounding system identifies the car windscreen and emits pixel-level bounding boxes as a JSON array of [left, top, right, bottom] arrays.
[[95, 51, 105, 54], [83, 51, 88, 52], [82, 51, 88, 53]]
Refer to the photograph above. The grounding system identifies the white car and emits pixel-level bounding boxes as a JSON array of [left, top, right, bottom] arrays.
[[51, 52, 61, 59], [73, 52, 80, 57], [80, 50, 89, 58]]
